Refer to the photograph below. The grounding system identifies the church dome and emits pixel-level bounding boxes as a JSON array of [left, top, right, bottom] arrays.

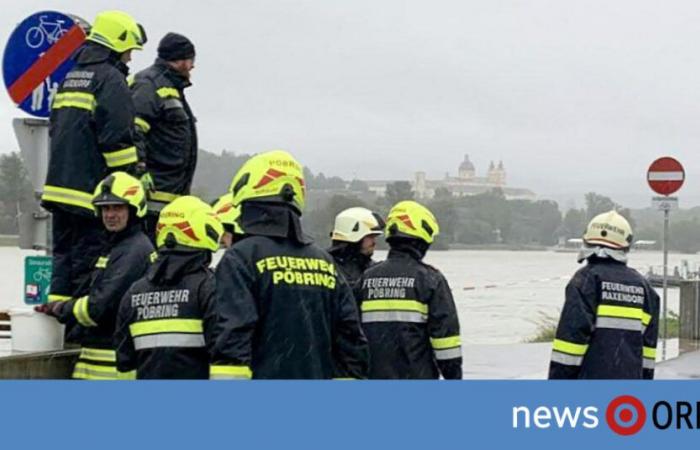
[[459, 154, 475, 172]]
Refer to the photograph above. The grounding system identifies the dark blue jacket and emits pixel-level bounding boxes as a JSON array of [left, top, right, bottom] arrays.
[[358, 245, 462, 379], [211, 202, 369, 379], [43, 43, 137, 216], [115, 251, 217, 379], [549, 257, 660, 379]]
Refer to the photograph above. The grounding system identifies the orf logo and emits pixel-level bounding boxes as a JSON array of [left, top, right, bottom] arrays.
[[606, 395, 646, 436]]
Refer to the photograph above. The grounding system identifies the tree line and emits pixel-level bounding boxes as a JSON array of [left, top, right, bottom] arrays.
[[2, 149, 699, 253]]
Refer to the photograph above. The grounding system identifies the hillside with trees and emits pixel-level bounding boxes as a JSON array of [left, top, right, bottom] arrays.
[[0, 149, 696, 253]]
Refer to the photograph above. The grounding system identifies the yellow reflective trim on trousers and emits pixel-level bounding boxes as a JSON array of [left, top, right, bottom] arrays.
[[80, 347, 116, 362], [117, 370, 136, 380], [552, 339, 588, 356], [52, 91, 96, 112], [642, 312, 652, 326], [157, 87, 180, 98], [130, 318, 203, 337], [430, 335, 461, 350], [95, 256, 109, 269], [134, 116, 151, 133], [149, 191, 179, 203], [597, 305, 643, 320], [210, 365, 252, 379], [643, 346, 657, 359], [73, 296, 97, 327], [72, 362, 118, 380], [361, 300, 429, 314], [48, 294, 71, 303], [42, 185, 94, 211], [103, 146, 138, 168]]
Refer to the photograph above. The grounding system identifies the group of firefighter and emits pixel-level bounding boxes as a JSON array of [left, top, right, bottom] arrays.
[[34, 10, 660, 380]]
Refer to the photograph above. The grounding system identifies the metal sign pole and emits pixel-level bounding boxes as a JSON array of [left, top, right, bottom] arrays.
[[662, 205, 669, 360], [13, 118, 51, 252]]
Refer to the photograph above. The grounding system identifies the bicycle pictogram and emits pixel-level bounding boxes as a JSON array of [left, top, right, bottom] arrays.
[[25, 15, 67, 49], [32, 267, 51, 283]]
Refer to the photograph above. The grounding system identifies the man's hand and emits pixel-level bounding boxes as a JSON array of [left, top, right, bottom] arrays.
[[35, 302, 65, 318]]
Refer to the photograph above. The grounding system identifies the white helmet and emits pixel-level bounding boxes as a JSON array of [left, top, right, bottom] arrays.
[[583, 210, 633, 250], [331, 207, 384, 243]]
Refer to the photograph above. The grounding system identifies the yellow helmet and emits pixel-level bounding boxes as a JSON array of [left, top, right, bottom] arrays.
[[331, 207, 384, 243], [229, 150, 306, 212], [583, 210, 633, 250], [213, 194, 243, 234], [385, 200, 440, 244], [92, 172, 147, 218], [156, 196, 223, 252], [87, 10, 147, 53]]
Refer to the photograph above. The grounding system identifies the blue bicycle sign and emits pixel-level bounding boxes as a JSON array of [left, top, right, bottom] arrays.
[[25, 15, 68, 49], [2, 11, 86, 118]]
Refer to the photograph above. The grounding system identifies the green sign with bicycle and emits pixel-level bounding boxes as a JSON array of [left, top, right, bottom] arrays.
[[24, 255, 52, 305]]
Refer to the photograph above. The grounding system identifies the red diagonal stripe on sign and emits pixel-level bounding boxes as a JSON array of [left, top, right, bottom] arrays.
[[8, 24, 86, 104]]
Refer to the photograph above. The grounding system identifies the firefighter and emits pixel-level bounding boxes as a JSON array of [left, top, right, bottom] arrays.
[[211, 150, 369, 379], [131, 32, 198, 242], [212, 194, 243, 248], [328, 207, 384, 291], [37, 172, 155, 379], [115, 196, 223, 379], [358, 200, 462, 379], [42, 10, 147, 305], [549, 211, 660, 379]]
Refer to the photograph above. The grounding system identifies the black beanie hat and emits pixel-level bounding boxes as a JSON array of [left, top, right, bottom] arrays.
[[158, 32, 195, 61]]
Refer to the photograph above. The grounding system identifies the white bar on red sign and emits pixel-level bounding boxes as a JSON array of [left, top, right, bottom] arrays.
[[647, 171, 684, 181]]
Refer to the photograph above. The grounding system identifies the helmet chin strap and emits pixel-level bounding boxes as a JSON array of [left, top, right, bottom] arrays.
[[577, 245, 628, 264]]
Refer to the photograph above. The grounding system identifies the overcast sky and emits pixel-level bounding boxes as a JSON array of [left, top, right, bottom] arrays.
[[2, 0, 700, 208]]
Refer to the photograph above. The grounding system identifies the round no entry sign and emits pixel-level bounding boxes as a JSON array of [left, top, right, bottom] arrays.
[[647, 157, 684, 196]]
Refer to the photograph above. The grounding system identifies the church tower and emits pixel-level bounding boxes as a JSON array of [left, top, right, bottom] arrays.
[[458, 154, 475, 180], [494, 160, 506, 186]]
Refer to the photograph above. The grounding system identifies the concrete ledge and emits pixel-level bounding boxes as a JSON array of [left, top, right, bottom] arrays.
[[0, 349, 79, 379]]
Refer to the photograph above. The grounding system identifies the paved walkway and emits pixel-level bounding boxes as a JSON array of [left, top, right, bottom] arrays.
[[655, 349, 700, 379], [464, 342, 698, 379], [1, 341, 697, 379]]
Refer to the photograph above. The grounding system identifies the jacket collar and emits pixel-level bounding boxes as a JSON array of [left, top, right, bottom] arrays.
[[577, 246, 628, 264], [148, 250, 210, 285], [154, 58, 192, 89], [239, 201, 313, 245], [75, 43, 129, 76], [106, 222, 142, 246], [328, 242, 372, 267], [388, 244, 426, 262]]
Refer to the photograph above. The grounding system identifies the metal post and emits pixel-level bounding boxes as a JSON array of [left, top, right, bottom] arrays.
[[662, 206, 669, 360], [13, 118, 51, 252]]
